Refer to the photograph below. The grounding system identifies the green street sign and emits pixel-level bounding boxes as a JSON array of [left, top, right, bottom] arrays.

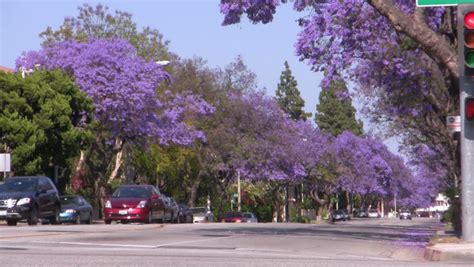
[[417, 0, 474, 6]]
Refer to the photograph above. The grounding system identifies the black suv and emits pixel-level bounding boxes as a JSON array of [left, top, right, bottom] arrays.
[[0, 176, 61, 226]]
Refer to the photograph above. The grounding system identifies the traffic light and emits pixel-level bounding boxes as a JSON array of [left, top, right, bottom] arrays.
[[464, 10, 474, 75], [467, 97, 474, 121]]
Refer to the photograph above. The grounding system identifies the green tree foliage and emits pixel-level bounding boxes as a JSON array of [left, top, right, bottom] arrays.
[[39, 3, 171, 62], [275, 61, 311, 121], [0, 70, 94, 176], [315, 79, 364, 137]]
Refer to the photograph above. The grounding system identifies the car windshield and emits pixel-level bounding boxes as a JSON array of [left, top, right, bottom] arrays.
[[190, 208, 206, 214], [0, 178, 37, 192], [60, 196, 77, 205], [112, 187, 151, 198], [334, 210, 343, 215]]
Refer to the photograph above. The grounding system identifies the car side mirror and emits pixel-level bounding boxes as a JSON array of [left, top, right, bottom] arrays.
[[152, 194, 159, 200], [39, 188, 47, 194]]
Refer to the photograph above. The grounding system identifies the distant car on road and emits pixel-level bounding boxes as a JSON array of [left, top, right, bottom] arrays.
[[341, 209, 351, 221], [0, 176, 61, 226], [368, 209, 381, 218], [191, 207, 214, 223], [331, 210, 346, 222], [399, 209, 412, 220], [222, 212, 245, 223], [59, 195, 93, 224], [178, 203, 193, 223], [356, 210, 369, 218], [104, 185, 164, 224], [161, 196, 179, 223], [243, 212, 258, 223]]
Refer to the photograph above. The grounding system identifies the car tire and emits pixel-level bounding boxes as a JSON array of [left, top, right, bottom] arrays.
[[7, 220, 17, 226], [85, 213, 92, 224], [104, 219, 112, 224], [145, 210, 153, 224], [49, 207, 61, 225], [27, 206, 39, 226]]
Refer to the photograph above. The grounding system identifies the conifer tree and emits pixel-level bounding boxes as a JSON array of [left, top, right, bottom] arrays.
[[315, 79, 363, 136], [276, 61, 311, 121]]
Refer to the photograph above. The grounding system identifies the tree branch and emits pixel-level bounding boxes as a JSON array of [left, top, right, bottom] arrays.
[[368, 0, 459, 80]]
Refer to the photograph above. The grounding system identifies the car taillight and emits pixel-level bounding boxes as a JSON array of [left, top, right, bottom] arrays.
[[137, 200, 147, 208], [105, 200, 112, 208]]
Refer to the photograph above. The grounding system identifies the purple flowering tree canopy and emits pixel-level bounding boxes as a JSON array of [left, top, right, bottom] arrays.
[[16, 39, 214, 145]]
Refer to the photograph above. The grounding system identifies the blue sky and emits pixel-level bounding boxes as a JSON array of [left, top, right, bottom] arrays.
[[0, 0, 321, 114], [0, 0, 399, 153]]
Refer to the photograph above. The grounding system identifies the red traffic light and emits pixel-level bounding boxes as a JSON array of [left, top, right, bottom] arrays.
[[465, 12, 474, 29], [467, 97, 474, 121]]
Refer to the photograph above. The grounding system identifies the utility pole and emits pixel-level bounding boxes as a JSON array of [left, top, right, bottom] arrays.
[[237, 170, 241, 212], [458, 4, 474, 242]]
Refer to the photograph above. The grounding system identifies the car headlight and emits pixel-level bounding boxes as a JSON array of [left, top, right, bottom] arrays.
[[64, 209, 77, 214], [105, 200, 112, 208], [137, 200, 147, 208], [16, 198, 31, 206]]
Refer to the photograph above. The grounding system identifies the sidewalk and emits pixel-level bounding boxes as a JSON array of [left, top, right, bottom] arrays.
[[425, 242, 474, 263]]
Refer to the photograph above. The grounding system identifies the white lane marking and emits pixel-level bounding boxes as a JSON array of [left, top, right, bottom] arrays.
[[29, 236, 231, 249], [155, 236, 232, 248], [31, 241, 156, 248]]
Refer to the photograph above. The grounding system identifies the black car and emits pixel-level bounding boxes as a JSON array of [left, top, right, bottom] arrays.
[[177, 203, 193, 223], [59, 195, 93, 224], [399, 209, 412, 220], [0, 176, 61, 226], [331, 210, 346, 222]]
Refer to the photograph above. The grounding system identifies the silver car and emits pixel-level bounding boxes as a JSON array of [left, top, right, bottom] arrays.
[[190, 207, 214, 223], [243, 212, 258, 223]]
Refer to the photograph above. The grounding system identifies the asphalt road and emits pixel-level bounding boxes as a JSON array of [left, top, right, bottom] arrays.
[[0, 217, 467, 266]]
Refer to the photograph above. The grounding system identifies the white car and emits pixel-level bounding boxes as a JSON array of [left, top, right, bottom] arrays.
[[368, 209, 380, 218], [190, 207, 214, 223], [243, 212, 258, 223]]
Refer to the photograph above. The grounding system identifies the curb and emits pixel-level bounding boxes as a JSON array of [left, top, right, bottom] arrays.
[[424, 245, 474, 263]]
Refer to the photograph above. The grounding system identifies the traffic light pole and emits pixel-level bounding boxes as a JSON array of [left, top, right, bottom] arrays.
[[458, 4, 474, 242], [459, 77, 474, 242]]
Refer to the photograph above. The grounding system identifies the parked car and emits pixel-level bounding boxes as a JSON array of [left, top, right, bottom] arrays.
[[178, 203, 193, 223], [161, 196, 179, 223], [356, 209, 369, 218], [59, 195, 93, 224], [368, 209, 381, 218], [399, 209, 412, 220], [104, 185, 164, 224], [221, 212, 245, 223], [0, 176, 61, 226], [191, 207, 214, 223], [331, 210, 346, 222], [341, 209, 351, 221], [243, 212, 258, 223]]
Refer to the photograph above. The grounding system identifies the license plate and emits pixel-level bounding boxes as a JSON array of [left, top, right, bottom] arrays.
[[119, 210, 128, 215], [0, 210, 6, 216]]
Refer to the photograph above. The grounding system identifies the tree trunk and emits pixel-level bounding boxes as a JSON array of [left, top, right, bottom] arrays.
[[108, 148, 123, 183], [188, 173, 203, 208]]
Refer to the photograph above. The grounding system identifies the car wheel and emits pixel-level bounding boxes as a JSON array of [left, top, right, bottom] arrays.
[[7, 220, 17, 226], [49, 207, 61, 225], [85, 213, 92, 224], [104, 219, 112, 224], [145, 210, 153, 224], [27, 205, 39, 226]]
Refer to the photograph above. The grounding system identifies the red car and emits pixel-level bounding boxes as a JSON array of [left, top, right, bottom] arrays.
[[104, 185, 164, 224], [221, 212, 245, 223]]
